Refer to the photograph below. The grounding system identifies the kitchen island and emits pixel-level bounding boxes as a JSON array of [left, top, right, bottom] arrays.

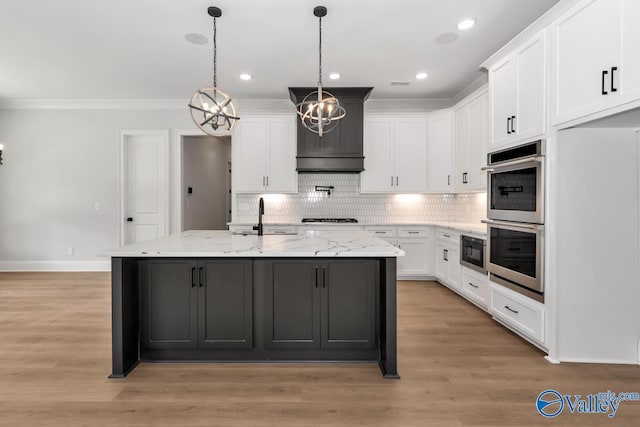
[[101, 230, 404, 379]]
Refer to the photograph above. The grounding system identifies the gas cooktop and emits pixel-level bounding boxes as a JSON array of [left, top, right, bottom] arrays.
[[301, 218, 359, 223]]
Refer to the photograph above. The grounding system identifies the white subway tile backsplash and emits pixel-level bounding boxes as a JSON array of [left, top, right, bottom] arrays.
[[235, 174, 486, 224]]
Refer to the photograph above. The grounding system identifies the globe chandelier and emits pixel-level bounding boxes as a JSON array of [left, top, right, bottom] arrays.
[[188, 6, 239, 134], [295, 6, 346, 137]]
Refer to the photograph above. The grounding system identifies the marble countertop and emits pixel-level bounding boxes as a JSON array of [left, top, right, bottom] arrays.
[[100, 230, 405, 258], [228, 221, 487, 236]]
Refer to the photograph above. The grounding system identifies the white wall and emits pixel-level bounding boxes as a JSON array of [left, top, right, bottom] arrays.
[[0, 107, 193, 270]]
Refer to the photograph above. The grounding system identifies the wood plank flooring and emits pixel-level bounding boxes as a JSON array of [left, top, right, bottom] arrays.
[[0, 272, 638, 426]]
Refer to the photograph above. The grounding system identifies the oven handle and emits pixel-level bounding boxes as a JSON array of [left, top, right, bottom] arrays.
[[481, 155, 544, 171], [482, 219, 544, 231]]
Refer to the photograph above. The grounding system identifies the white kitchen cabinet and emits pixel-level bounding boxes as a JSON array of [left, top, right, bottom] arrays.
[[453, 90, 488, 192], [361, 116, 428, 193], [489, 30, 546, 149], [434, 230, 461, 291], [233, 116, 297, 193], [396, 227, 434, 277], [460, 267, 489, 309], [550, 0, 640, 125], [489, 282, 545, 346], [426, 110, 454, 193]]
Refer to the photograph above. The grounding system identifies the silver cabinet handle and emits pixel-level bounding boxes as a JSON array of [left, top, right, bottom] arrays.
[[482, 219, 544, 231], [481, 155, 544, 171], [408, 231, 419, 234]]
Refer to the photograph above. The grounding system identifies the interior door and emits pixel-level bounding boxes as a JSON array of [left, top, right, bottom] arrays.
[[123, 132, 169, 244]]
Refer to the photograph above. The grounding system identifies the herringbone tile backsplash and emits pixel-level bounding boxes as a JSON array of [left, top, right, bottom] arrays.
[[235, 174, 486, 224]]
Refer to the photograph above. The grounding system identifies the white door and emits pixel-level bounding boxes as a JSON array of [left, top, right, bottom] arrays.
[[427, 112, 453, 192], [395, 118, 427, 193], [123, 132, 169, 245], [266, 117, 297, 193], [515, 31, 546, 142], [551, 0, 621, 124], [490, 57, 516, 148], [465, 95, 487, 190], [361, 118, 395, 193], [233, 119, 267, 193]]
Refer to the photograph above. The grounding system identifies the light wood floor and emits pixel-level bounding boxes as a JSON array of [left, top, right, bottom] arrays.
[[0, 273, 638, 426]]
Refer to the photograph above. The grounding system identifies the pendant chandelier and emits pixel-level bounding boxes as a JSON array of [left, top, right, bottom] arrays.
[[295, 6, 346, 137], [188, 6, 239, 134]]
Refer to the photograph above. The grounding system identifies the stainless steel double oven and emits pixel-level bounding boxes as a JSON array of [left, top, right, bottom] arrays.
[[483, 140, 545, 302]]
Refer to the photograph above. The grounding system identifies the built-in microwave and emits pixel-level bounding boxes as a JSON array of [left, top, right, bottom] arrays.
[[484, 140, 545, 224], [483, 219, 544, 303], [460, 235, 486, 274]]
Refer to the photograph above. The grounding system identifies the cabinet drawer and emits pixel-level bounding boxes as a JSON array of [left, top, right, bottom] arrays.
[[489, 283, 544, 343], [364, 226, 397, 238], [436, 229, 459, 244], [460, 268, 489, 309], [264, 225, 297, 234], [397, 227, 432, 238]]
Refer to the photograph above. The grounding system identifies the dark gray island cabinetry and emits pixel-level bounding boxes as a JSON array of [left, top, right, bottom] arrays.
[[104, 231, 403, 379]]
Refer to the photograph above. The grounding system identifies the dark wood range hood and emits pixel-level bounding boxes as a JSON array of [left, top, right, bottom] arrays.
[[288, 87, 373, 173]]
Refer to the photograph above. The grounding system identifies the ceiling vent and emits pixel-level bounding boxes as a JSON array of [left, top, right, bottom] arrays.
[[390, 81, 411, 86]]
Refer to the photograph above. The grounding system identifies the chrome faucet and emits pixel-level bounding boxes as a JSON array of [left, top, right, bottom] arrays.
[[253, 197, 264, 236]]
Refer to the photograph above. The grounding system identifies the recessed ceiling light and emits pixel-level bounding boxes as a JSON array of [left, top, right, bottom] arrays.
[[416, 72, 428, 80], [329, 73, 341, 80], [240, 74, 252, 81], [184, 33, 208, 45], [457, 18, 476, 30]]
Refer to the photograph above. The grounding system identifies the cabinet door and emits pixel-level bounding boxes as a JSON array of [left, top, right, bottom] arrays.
[[198, 260, 253, 349], [233, 119, 267, 192], [321, 260, 376, 349], [454, 107, 469, 190], [266, 118, 297, 193], [447, 245, 462, 291], [394, 118, 428, 193], [427, 112, 453, 192], [515, 31, 546, 142], [435, 243, 448, 281], [264, 261, 321, 349], [465, 94, 487, 191], [141, 260, 198, 349], [397, 238, 431, 276], [551, 0, 621, 124], [621, 0, 640, 105], [361, 118, 395, 193], [490, 57, 517, 148]]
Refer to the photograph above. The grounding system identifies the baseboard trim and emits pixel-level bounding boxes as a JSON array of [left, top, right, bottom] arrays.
[[0, 261, 111, 272], [555, 357, 640, 365]]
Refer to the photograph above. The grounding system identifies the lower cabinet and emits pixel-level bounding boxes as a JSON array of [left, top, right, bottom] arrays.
[[460, 267, 489, 309], [140, 259, 253, 350], [263, 260, 377, 350], [435, 240, 461, 291], [489, 282, 545, 346]]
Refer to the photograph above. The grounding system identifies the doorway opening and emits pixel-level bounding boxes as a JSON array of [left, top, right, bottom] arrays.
[[181, 135, 232, 231]]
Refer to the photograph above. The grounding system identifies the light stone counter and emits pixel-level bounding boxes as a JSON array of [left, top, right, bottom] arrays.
[[101, 230, 405, 258]]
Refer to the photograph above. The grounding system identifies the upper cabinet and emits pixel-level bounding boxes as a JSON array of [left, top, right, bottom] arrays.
[[489, 30, 546, 150], [453, 89, 488, 192], [426, 110, 454, 193], [361, 116, 428, 193], [232, 116, 297, 193], [550, 0, 640, 126]]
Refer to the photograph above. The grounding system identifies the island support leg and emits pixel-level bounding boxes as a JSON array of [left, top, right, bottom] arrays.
[[109, 257, 139, 378], [379, 257, 400, 379]]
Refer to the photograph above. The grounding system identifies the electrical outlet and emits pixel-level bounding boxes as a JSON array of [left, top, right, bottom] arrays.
[[67, 247, 74, 256]]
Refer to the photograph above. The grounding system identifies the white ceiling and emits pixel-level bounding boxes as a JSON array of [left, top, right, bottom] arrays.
[[0, 0, 559, 100]]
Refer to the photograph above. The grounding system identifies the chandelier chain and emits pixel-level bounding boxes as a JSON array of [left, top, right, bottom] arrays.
[[318, 16, 322, 87], [213, 16, 217, 87]]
